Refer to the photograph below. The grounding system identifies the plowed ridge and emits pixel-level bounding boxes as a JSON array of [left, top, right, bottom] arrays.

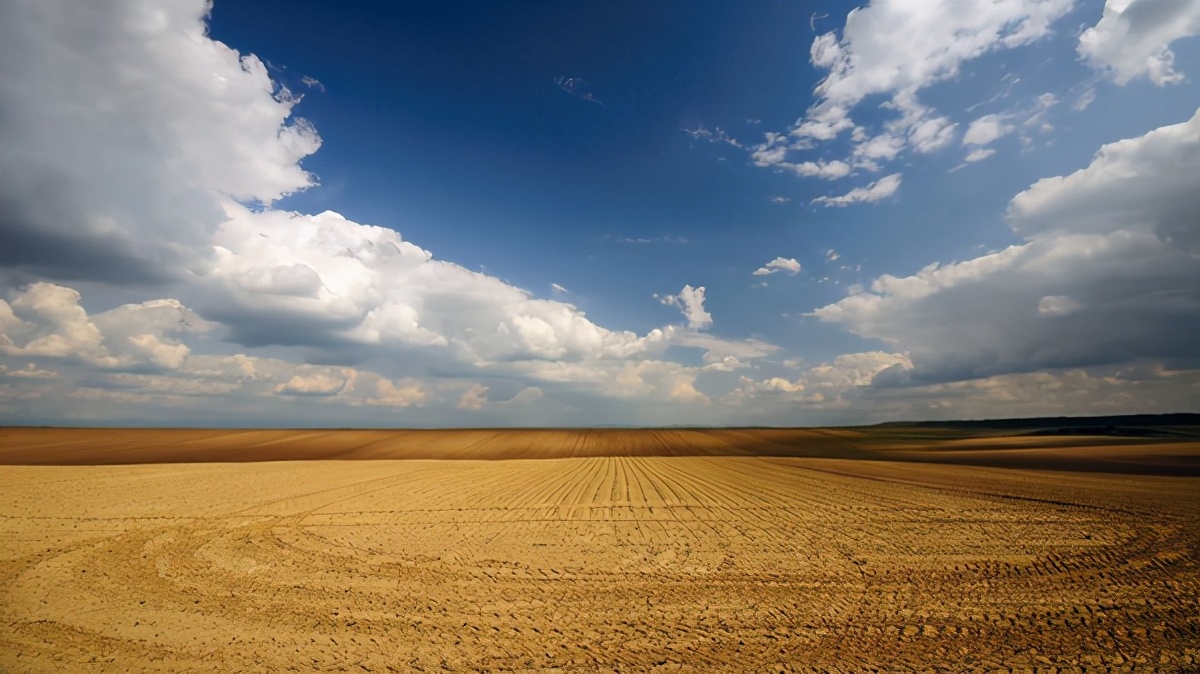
[[3, 455, 1199, 672]]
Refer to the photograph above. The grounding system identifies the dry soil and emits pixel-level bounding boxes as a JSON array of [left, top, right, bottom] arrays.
[[1, 429, 1198, 672]]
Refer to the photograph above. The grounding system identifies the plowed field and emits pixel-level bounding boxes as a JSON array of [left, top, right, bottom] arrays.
[[2, 429, 1198, 671]]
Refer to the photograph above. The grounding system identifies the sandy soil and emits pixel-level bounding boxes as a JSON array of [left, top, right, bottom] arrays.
[[1, 432, 1199, 672]]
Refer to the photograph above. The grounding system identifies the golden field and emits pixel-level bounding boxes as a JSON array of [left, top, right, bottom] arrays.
[[1, 427, 1198, 672]]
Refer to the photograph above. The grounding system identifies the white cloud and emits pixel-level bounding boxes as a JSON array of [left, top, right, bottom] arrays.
[[550, 283, 568, 294], [812, 109, 1200, 382], [852, 133, 905, 162], [965, 148, 997, 162], [963, 114, 1016, 145], [769, 196, 791, 204], [1079, 0, 1200, 85], [371, 378, 427, 408], [657, 285, 713, 330], [0, 0, 320, 282], [738, 1, 1074, 183], [749, 137, 852, 179], [812, 173, 902, 207], [805, 351, 914, 390], [786, 160, 852, 180], [0, 283, 112, 366], [731, 351, 912, 403], [204, 204, 669, 365], [786, 0, 1071, 164], [683, 125, 742, 147], [0, 284, 210, 372], [752, 257, 802, 276], [275, 373, 348, 396]]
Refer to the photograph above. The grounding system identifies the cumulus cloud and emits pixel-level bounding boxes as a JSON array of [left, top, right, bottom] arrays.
[[812, 173, 902, 207], [0, 0, 769, 421], [748, 136, 851, 179], [370, 378, 426, 407], [1078, 0, 1200, 85], [275, 373, 348, 396], [811, 109, 1200, 382], [202, 203, 670, 365], [657, 285, 713, 330], [752, 258, 802, 276], [740, 1, 1073, 183], [731, 351, 912, 404], [0, 0, 320, 283], [0, 283, 209, 371], [776, 0, 1072, 169]]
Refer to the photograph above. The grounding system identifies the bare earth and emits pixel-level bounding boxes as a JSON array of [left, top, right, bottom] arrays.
[[1, 429, 1198, 672]]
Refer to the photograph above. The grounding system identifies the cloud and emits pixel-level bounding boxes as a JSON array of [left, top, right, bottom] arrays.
[[811, 109, 1200, 382], [769, 196, 791, 204], [740, 1, 1073, 182], [457, 384, 489, 410], [300, 75, 325, 92], [0, 0, 320, 283], [748, 133, 853, 179], [812, 173, 902, 207], [683, 125, 742, 148], [963, 114, 1016, 146], [609, 235, 689, 245], [1037, 295, 1083, 316], [676, 333, 777, 366], [0, 283, 210, 371], [752, 258, 802, 276], [1078, 0, 1200, 85], [554, 76, 604, 105], [275, 373, 348, 396], [731, 351, 912, 403], [370, 378, 426, 407], [2, 363, 58, 379], [550, 283, 568, 294], [787, 0, 1071, 164], [852, 133, 906, 162], [730, 361, 1198, 423], [203, 204, 670, 365], [1073, 87, 1098, 112], [657, 285, 713, 330], [965, 148, 997, 163]]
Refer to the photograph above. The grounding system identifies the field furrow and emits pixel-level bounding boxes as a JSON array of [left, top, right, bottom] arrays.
[[2, 437, 1199, 672]]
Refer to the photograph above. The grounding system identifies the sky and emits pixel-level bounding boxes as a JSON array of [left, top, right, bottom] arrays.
[[1, 0, 1198, 427]]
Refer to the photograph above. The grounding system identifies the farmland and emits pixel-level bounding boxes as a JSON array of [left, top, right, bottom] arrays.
[[1, 424, 1198, 671]]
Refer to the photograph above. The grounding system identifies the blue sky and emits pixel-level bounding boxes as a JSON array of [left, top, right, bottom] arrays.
[[1, 0, 1198, 426]]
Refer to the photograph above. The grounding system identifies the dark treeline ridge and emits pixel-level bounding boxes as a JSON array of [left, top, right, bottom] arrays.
[[868, 413, 1200, 432]]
